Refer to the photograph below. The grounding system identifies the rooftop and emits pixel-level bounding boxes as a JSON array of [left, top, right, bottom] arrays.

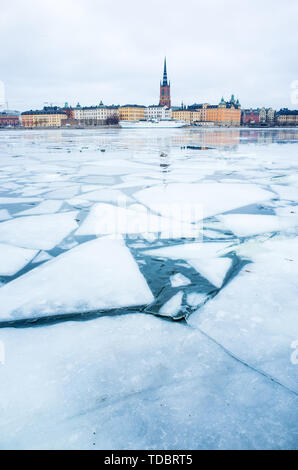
[[21, 110, 67, 115]]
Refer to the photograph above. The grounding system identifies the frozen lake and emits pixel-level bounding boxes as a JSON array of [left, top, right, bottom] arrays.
[[0, 127, 297, 449]]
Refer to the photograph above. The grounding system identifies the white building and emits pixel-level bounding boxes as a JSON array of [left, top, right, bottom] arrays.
[[145, 105, 172, 121], [74, 104, 118, 122], [259, 107, 275, 124]]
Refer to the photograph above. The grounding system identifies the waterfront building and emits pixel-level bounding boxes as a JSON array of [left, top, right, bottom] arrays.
[[0, 110, 20, 127], [159, 57, 171, 108], [145, 105, 172, 120], [73, 103, 119, 124], [21, 108, 67, 127], [276, 109, 298, 125], [241, 109, 261, 125], [259, 107, 275, 124], [172, 108, 203, 124], [118, 105, 145, 121], [173, 98, 241, 126], [61, 103, 75, 119], [205, 96, 241, 126]]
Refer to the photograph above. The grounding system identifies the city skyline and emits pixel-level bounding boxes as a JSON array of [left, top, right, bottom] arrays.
[[1, 0, 298, 111]]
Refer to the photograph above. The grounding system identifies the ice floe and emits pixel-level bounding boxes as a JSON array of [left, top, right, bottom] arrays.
[[144, 241, 234, 260], [79, 188, 132, 204], [0, 237, 153, 322], [0, 243, 38, 276], [170, 273, 191, 287], [0, 211, 79, 250], [188, 236, 298, 392], [76, 203, 198, 238], [16, 200, 64, 216], [32, 251, 53, 264], [188, 257, 232, 288], [187, 292, 208, 307], [135, 183, 273, 221], [218, 213, 298, 237], [159, 291, 183, 317], [44, 186, 80, 200], [0, 209, 11, 221], [0, 313, 296, 449], [0, 197, 41, 205], [272, 184, 298, 202]]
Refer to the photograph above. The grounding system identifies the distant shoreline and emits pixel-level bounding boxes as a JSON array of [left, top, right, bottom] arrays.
[[1, 125, 298, 131]]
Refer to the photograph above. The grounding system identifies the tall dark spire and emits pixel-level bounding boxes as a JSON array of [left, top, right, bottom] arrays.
[[162, 57, 168, 86], [159, 57, 171, 108]]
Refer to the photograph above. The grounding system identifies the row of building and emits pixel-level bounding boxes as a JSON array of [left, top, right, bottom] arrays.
[[0, 103, 295, 128], [1, 58, 298, 128]]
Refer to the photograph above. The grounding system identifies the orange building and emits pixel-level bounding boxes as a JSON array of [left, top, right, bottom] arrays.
[[205, 96, 241, 126], [173, 98, 241, 126]]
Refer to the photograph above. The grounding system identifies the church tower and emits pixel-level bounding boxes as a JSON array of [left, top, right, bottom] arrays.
[[159, 57, 171, 108]]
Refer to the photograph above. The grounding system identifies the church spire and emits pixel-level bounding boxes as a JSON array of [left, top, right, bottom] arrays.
[[162, 57, 168, 86], [159, 57, 171, 108]]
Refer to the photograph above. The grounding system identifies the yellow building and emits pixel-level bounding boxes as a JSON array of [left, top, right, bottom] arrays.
[[276, 110, 298, 125], [118, 105, 146, 121], [21, 110, 67, 127], [172, 108, 205, 123]]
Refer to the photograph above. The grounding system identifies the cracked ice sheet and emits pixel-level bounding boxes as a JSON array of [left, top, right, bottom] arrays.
[[144, 241, 234, 260], [0, 237, 153, 322], [16, 200, 64, 216], [135, 183, 273, 222], [78, 188, 132, 204], [188, 236, 298, 393], [0, 314, 297, 450], [188, 257, 232, 288], [272, 184, 298, 202], [170, 273, 191, 287], [159, 291, 183, 317], [76, 203, 198, 238], [0, 244, 38, 276], [44, 186, 80, 200], [218, 213, 298, 237], [0, 197, 41, 205], [0, 209, 11, 221], [145, 243, 233, 287], [0, 211, 79, 250]]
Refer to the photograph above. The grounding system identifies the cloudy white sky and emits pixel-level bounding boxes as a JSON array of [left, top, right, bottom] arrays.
[[1, 0, 297, 111]]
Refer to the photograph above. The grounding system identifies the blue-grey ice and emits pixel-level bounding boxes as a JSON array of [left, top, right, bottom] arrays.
[[0, 128, 297, 450]]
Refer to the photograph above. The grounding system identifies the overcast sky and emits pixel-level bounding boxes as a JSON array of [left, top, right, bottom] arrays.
[[1, 0, 297, 111]]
